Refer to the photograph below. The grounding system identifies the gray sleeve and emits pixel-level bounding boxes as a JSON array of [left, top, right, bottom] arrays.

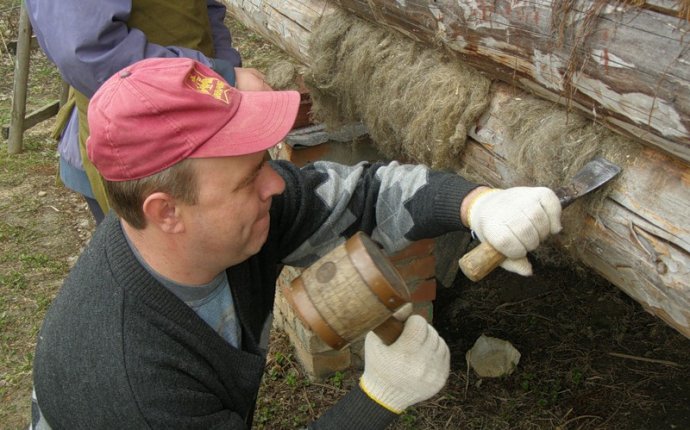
[[308, 385, 398, 429], [272, 160, 477, 267]]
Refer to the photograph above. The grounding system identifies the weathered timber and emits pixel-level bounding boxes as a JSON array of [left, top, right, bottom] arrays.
[[8, 2, 32, 154], [225, 0, 690, 164], [465, 84, 690, 337], [643, 0, 690, 19], [333, 0, 690, 162], [224, 0, 330, 64], [224, 0, 690, 337]]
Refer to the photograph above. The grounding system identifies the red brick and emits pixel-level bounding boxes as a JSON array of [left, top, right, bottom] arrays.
[[393, 254, 436, 284], [409, 279, 437, 302], [388, 239, 434, 261]]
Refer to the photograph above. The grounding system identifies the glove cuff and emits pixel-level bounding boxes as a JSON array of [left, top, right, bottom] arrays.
[[465, 187, 499, 228], [359, 377, 405, 414]]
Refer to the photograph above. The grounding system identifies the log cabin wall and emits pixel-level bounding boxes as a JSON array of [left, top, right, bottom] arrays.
[[222, 0, 690, 338], [225, 0, 690, 162], [333, 0, 690, 164]]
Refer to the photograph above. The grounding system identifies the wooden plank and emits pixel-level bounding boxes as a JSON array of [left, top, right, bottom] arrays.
[[2, 100, 60, 140]]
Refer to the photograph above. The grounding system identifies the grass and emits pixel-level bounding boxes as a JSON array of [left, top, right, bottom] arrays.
[[0, 129, 82, 428], [0, 4, 82, 424]]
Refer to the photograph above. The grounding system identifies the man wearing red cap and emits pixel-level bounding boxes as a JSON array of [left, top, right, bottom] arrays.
[[31, 58, 562, 429]]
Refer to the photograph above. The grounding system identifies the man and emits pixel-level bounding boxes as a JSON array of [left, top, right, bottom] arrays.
[[31, 58, 562, 429], [25, 0, 269, 224]]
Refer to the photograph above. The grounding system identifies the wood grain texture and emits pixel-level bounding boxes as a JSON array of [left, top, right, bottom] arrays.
[[465, 84, 690, 337], [226, 0, 690, 162]]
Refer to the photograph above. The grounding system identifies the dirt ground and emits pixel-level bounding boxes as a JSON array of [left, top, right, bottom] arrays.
[[432, 262, 690, 429], [1, 3, 689, 429], [254, 258, 690, 430]]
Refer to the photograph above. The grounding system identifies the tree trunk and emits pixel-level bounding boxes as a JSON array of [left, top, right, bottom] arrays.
[[223, 0, 690, 337]]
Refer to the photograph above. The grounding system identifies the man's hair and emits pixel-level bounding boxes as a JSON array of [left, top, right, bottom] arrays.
[[104, 158, 198, 229]]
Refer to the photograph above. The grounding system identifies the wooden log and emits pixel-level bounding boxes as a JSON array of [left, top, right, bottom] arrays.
[[333, 0, 690, 162], [465, 83, 690, 338], [223, 0, 690, 336], [225, 0, 690, 164], [224, 0, 330, 65]]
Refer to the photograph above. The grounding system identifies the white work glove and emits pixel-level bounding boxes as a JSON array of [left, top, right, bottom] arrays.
[[359, 315, 450, 414], [468, 187, 562, 276]]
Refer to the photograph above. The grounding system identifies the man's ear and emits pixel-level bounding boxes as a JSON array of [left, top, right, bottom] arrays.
[[142, 192, 184, 233]]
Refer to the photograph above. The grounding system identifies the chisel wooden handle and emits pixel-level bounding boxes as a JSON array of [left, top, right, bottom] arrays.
[[373, 315, 405, 345], [458, 241, 506, 282], [458, 157, 621, 282]]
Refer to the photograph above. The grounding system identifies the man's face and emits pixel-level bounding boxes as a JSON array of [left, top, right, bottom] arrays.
[[181, 151, 285, 269]]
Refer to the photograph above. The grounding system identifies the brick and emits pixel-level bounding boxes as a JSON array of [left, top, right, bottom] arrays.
[[393, 254, 436, 285], [292, 340, 352, 381], [348, 338, 365, 370], [388, 239, 435, 261], [409, 279, 437, 302], [275, 287, 335, 354], [412, 301, 434, 322]]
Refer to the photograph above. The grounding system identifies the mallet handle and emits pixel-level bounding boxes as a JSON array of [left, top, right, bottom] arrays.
[[458, 241, 506, 282], [373, 316, 405, 345]]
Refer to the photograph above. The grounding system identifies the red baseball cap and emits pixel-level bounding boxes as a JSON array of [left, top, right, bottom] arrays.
[[86, 58, 300, 181]]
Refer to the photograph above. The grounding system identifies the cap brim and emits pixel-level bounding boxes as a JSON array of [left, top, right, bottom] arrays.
[[189, 90, 300, 158]]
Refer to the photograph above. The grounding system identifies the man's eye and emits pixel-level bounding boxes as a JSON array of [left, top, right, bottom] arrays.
[[240, 164, 264, 189]]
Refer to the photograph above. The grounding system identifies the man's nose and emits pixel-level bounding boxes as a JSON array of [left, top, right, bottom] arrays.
[[259, 164, 285, 200]]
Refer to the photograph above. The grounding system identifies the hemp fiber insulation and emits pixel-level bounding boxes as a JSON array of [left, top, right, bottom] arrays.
[[305, 9, 491, 168], [487, 90, 641, 263], [265, 61, 304, 91]]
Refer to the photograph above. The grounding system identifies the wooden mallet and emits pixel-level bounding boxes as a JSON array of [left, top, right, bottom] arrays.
[[282, 232, 410, 350]]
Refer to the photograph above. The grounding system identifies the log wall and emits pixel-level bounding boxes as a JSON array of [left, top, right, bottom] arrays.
[[226, 0, 690, 163], [333, 0, 690, 164], [223, 0, 690, 337], [467, 84, 690, 337]]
